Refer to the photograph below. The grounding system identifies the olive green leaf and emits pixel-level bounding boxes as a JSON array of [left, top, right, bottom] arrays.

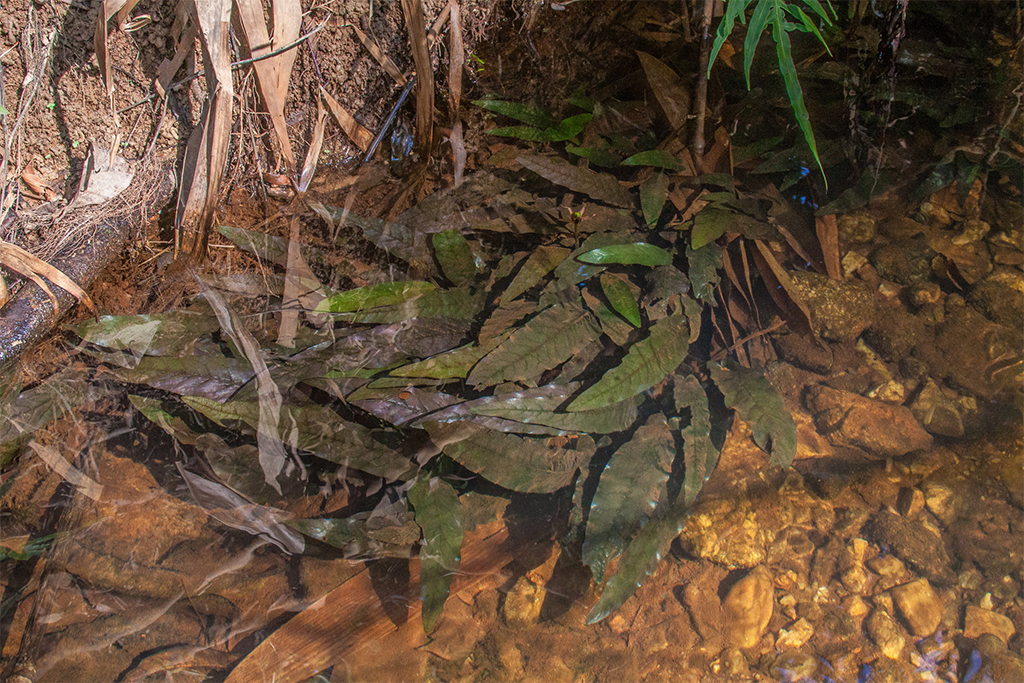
[[639, 172, 670, 226], [182, 397, 415, 480], [469, 385, 640, 434], [499, 245, 570, 306], [429, 422, 591, 494], [690, 207, 734, 250], [709, 359, 796, 467], [326, 288, 483, 324], [113, 355, 255, 401], [468, 303, 602, 387], [686, 243, 723, 304], [583, 415, 674, 583], [568, 312, 688, 412], [518, 154, 633, 208], [73, 311, 219, 357], [599, 273, 641, 328], [578, 243, 672, 267], [622, 150, 682, 170], [316, 281, 436, 313], [674, 374, 719, 506], [432, 230, 476, 286], [408, 477, 464, 633]]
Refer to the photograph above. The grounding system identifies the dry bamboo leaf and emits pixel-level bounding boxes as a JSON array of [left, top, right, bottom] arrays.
[[94, 0, 131, 97], [29, 441, 103, 501], [272, 0, 303, 99], [278, 217, 302, 348], [225, 521, 511, 683], [0, 240, 95, 315], [449, 2, 465, 185], [448, 1, 463, 114], [298, 95, 328, 192], [636, 51, 690, 131], [402, 0, 434, 161], [155, 9, 199, 96], [320, 86, 373, 152], [234, 0, 296, 169], [188, 0, 234, 260], [752, 240, 814, 337], [351, 23, 407, 86], [815, 214, 841, 280]]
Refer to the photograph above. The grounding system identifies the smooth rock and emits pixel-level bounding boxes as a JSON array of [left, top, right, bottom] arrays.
[[969, 268, 1024, 329], [502, 576, 545, 629], [910, 378, 965, 437], [892, 579, 943, 636], [806, 385, 933, 458], [974, 632, 1024, 683], [866, 608, 906, 660], [722, 565, 774, 649], [896, 487, 926, 517], [964, 605, 1016, 646], [788, 271, 878, 342]]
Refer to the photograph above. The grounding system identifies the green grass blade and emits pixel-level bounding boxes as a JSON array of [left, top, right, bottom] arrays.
[[743, 0, 774, 90]]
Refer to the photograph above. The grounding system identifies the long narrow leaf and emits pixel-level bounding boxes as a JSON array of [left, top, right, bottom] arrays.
[[408, 477, 463, 632]]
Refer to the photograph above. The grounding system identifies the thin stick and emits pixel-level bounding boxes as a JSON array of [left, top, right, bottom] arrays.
[[362, 76, 417, 164], [692, 0, 714, 172]]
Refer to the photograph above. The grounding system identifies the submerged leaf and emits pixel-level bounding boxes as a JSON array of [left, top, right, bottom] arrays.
[[674, 374, 719, 506], [690, 207, 734, 250], [469, 384, 640, 434], [113, 355, 255, 401], [432, 230, 476, 285], [709, 360, 796, 467], [518, 155, 633, 208], [408, 477, 463, 632], [568, 312, 688, 412], [316, 281, 436, 313], [472, 99, 557, 128], [686, 243, 723, 304], [599, 273, 641, 327], [499, 245, 569, 306], [182, 397, 415, 480], [585, 507, 686, 625], [327, 288, 483, 324], [578, 243, 672, 267], [468, 303, 602, 387], [639, 172, 670, 226], [73, 311, 219, 357], [428, 422, 590, 494], [622, 150, 682, 170], [584, 415, 674, 583]]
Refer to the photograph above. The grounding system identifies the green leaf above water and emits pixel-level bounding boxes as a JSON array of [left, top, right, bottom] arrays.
[[709, 359, 796, 467], [578, 243, 672, 267], [315, 281, 436, 313], [408, 477, 463, 633], [583, 415, 674, 583], [568, 312, 688, 412]]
